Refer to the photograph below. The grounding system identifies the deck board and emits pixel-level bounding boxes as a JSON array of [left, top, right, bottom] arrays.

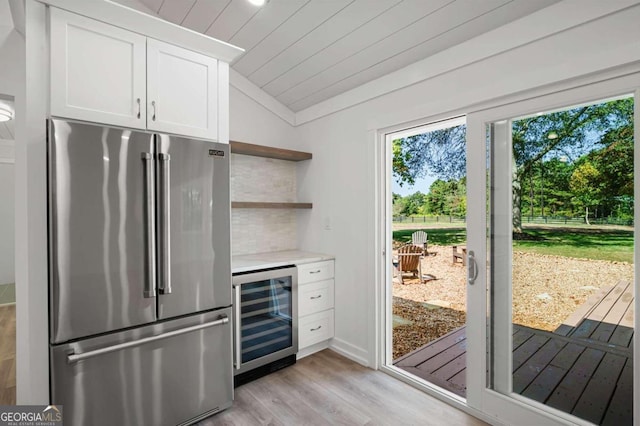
[[394, 327, 465, 367], [602, 360, 634, 426], [561, 280, 634, 348], [431, 353, 466, 383], [610, 303, 635, 347], [512, 327, 535, 349], [417, 339, 467, 374], [572, 352, 627, 424], [512, 338, 565, 393], [558, 286, 614, 333], [512, 334, 549, 372]]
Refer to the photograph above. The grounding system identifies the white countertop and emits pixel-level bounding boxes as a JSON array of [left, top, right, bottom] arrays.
[[232, 250, 334, 273]]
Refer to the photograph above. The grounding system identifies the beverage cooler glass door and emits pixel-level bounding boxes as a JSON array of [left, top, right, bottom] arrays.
[[233, 267, 297, 374]]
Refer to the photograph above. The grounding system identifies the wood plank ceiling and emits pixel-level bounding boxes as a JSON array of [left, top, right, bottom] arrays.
[[134, 0, 559, 112]]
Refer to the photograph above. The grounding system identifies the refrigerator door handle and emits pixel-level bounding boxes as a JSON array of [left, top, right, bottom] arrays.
[[141, 152, 157, 298], [67, 315, 229, 364], [234, 285, 242, 370], [157, 152, 172, 295]]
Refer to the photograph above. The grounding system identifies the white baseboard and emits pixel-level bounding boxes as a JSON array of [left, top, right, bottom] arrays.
[[296, 341, 329, 360], [329, 337, 369, 367]]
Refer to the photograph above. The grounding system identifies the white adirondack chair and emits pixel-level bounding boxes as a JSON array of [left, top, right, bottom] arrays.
[[411, 230, 429, 256]]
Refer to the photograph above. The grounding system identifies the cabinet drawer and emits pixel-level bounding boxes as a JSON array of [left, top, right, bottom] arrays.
[[299, 279, 334, 316], [299, 310, 334, 349], [298, 260, 334, 284]]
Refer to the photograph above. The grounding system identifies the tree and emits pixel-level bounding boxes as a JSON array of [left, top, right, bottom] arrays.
[[399, 192, 427, 216], [392, 124, 466, 186], [392, 98, 633, 232], [426, 178, 467, 216], [569, 161, 602, 224], [391, 192, 404, 216]]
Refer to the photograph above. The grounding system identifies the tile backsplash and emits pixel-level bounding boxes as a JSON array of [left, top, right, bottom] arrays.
[[231, 154, 298, 255], [231, 209, 297, 255]]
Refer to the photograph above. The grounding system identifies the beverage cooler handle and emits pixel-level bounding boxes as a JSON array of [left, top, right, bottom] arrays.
[[158, 153, 171, 294], [141, 153, 156, 298], [234, 285, 242, 370]]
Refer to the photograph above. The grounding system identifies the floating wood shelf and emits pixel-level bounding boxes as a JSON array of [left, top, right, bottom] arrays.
[[232, 202, 313, 209], [230, 141, 312, 161]]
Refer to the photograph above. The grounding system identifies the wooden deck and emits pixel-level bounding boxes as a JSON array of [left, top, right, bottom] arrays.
[[394, 280, 634, 425]]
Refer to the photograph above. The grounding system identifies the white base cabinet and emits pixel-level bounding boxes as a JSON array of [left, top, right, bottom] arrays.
[[297, 260, 335, 357]]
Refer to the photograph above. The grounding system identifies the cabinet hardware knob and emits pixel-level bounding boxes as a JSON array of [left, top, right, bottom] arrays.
[[136, 98, 141, 119], [310, 325, 322, 332], [152, 101, 156, 121], [309, 270, 321, 274], [310, 295, 322, 300]]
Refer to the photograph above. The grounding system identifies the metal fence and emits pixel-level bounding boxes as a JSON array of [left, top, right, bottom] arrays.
[[522, 216, 633, 226], [392, 215, 466, 224], [393, 215, 633, 226]]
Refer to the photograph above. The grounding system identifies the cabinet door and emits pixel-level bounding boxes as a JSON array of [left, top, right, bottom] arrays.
[[147, 39, 219, 140], [50, 8, 146, 129]]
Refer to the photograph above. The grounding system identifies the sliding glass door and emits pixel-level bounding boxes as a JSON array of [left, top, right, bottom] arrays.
[[466, 77, 639, 425]]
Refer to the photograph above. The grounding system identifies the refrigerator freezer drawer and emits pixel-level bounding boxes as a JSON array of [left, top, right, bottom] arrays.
[[50, 308, 233, 426]]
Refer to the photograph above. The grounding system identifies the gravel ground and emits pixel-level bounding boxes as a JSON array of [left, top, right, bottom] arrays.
[[392, 244, 634, 359], [392, 297, 465, 360]]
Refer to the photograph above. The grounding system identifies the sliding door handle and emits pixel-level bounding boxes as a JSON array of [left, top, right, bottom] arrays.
[[468, 250, 478, 285], [141, 153, 156, 298], [157, 153, 171, 294]]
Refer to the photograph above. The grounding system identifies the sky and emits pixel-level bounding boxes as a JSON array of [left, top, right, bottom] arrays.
[[392, 173, 438, 197]]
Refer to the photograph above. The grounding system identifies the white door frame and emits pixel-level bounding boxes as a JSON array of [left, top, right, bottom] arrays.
[[373, 113, 496, 422], [465, 72, 640, 425]]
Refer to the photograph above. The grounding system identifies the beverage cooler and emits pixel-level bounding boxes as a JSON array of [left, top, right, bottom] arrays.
[[232, 266, 297, 386]]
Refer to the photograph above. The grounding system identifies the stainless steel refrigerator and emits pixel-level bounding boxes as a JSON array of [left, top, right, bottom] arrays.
[[47, 119, 232, 426]]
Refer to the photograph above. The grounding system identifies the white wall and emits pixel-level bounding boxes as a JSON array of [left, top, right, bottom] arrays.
[[0, 22, 24, 98], [0, 139, 14, 286], [295, 4, 640, 366], [229, 85, 297, 149]]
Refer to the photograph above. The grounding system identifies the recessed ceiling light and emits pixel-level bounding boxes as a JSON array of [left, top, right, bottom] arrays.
[[0, 107, 13, 122], [248, 0, 265, 6]]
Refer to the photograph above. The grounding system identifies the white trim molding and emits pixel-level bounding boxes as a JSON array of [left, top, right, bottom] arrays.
[[9, 0, 25, 36], [330, 337, 370, 367], [38, 0, 245, 63]]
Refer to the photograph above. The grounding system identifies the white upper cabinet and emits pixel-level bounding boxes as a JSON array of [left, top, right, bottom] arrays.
[[50, 8, 147, 129], [147, 39, 218, 140], [50, 8, 222, 141]]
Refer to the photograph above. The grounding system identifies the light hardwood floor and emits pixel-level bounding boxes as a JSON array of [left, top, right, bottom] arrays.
[[0, 304, 16, 405], [201, 349, 487, 426]]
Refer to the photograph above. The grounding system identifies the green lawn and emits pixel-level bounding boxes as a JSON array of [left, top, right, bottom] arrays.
[[393, 226, 634, 263], [393, 228, 467, 246]]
